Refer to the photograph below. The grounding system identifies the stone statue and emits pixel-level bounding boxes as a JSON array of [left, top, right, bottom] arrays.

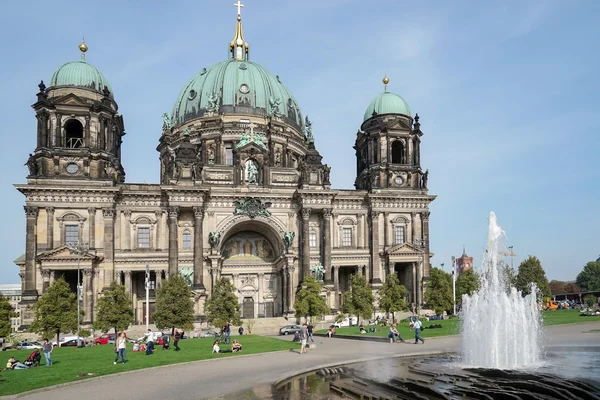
[[310, 264, 325, 282], [179, 267, 193, 286], [421, 169, 429, 189], [283, 231, 295, 250], [162, 113, 171, 129], [304, 116, 313, 142], [268, 96, 281, 115], [274, 150, 281, 167], [245, 159, 259, 184], [191, 162, 202, 180], [25, 154, 37, 176], [169, 153, 176, 178], [208, 148, 215, 165], [208, 231, 221, 249], [323, 164, 331, 184], [207, 92, 219, 111]]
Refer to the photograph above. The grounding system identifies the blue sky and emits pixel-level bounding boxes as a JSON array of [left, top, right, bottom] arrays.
[[0, 0, 598, 285]]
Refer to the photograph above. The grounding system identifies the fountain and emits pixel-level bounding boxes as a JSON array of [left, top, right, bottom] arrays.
[[461, 211, 542, 368]]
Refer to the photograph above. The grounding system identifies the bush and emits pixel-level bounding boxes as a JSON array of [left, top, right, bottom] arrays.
[[584, 295, 596, 308]]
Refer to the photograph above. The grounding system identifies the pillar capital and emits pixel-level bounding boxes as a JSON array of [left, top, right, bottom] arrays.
[[168, 206, 180, 218], [322, 208, 332, 218], [24, 206, 39, 218], [421, 211, 430, 221], [155, 210, 163, 219], [102, 208, 116, 219], [301, 208, 311, 219], [123, 209, 132, 218], [46, 206, 55, 215], [193, 206, 205, 219], [87, 207, 96, 215]]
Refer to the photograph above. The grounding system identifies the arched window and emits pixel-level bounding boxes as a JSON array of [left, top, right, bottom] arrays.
[[391, 141, 405, 164], [65, 119, 84, 148]]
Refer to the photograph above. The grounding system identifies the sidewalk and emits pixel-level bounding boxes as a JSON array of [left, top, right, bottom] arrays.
[[8, 322, 600, 400]]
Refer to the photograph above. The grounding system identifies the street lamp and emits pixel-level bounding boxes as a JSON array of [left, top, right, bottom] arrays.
[[145, 265, 155, 331], [451, 256, 456, 315], [68, 242, 89, 348]]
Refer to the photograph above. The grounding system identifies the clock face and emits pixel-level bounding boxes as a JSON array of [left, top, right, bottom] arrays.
[[395, 175, 404, 185], [66, 163, 79, 174], [240, 84, 250, 94]]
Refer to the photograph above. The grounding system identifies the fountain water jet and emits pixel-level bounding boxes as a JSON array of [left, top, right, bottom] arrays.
[[462, 211, 542, 369]]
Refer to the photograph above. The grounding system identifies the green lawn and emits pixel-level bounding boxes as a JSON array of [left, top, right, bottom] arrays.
[[0, 335, 296, 396], [316, 310, 600, 339]]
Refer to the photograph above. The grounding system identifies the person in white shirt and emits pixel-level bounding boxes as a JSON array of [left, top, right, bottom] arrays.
[[114, 332, 127, 364], [412, 317, 425, 344]]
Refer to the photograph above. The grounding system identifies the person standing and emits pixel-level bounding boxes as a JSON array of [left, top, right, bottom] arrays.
[[174, 329, 181, 351], [307, 323, 314, 342], [238, 326, 244, 336], [299, 324, 308, 354], [413, 317, 425, 344], [114, 332, 127, 364], [224, 322, 231, 344], [42, 338, 53, 366]]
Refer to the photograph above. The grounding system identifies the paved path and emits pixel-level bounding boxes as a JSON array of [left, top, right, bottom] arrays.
[[9, 322, 600, 400]]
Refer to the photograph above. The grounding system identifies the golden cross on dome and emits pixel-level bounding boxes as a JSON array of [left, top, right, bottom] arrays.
[[249, 121, 255, 136], [234, 0, 244, 16]]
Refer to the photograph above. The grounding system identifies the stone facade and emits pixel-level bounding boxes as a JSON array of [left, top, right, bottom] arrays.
[[15, 30, 435, 329]]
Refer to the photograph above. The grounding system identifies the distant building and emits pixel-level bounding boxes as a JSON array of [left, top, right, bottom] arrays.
[[456, 247, 474, 275], [0, 284, 21, 333]]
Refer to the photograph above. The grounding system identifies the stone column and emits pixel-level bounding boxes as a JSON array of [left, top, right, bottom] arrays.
[[98, 117, 105, 150], [155, 270, 163, 288], [411, 212, 421, 245], [408, 138, 414, 166], [23, 206, 39, 295], [154, 210, 163, 250], [46, 207, 55, 250], [193, 206, 205, 289], [323, 209, 332, 283], [54, 113, 62, 147], [258, 272, 264, 317], [383, 212, 389, 248], [85, 115, 91, 147], [370, 211, 382, 284], [167, 206, 179, 277], [41, 269, 51, 293], [301, 208, 311, 280], [124, 271, 132, 298], [411, 262, 417, 307], [282, 268, 288, 312], [124, 210, 132, 251], [287, 267, 295, 312], [102, 208, 116, 288], [333, 265, 340, 309], [358, 213, 365, 249], [83, 269, 93, 323], [421, 211, 431, 278], [88, 207, 96, 249], [215, 138, 222, 165]]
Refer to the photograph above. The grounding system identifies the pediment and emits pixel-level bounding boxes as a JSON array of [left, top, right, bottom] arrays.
[[54, 93, 89, 107], [236, 142, 267, 154], [385, 243, 424, 256], [37, 245, 99, 262], [384, 119, 412, 131]]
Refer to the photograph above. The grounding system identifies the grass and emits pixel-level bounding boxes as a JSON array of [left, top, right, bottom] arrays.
[[0, 335, 297, 396], [316, 309, 600, 339]]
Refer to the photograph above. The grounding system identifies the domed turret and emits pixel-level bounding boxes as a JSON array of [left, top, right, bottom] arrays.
[[363, 91, 411, 121], [48, 40, 114, 98]]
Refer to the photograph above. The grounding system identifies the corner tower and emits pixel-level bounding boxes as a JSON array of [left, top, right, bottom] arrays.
[[28, 41, 126, 183], [355, 76, 427, 191]]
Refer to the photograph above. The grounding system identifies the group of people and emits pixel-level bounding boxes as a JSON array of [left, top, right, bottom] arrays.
[[212, 339, 242, 353], [387, 317, 425, 344], [113, 328, 184, 365]]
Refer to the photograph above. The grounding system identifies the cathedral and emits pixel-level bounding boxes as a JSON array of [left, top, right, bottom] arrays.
[[15, 5, 435, 328]]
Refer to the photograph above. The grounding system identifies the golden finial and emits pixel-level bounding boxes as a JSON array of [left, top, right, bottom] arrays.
[[79, 38, 88, 62], [383, 74, 389, 92], [230, 1, 249, 60]]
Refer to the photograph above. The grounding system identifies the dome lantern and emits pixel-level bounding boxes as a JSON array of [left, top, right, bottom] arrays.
[[229, 1, 249, 61]]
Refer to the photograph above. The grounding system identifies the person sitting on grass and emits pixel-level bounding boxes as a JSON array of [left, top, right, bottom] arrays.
[[232, 340, 243, 352], [7, 357, 29, 370], [132, 341, 141, 352], [388, 323, 404, 343], [212, 340, 232, 354]]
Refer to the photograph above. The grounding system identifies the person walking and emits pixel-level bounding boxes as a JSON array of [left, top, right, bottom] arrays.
[[42, 338, 53, 366], [307, 323, 314, 342], [114, 332, 127, 364], [299, 324, 308, 354], [174, 329, 181, 351], [413, 317, 425, 344], [224, 322, 231, 344]]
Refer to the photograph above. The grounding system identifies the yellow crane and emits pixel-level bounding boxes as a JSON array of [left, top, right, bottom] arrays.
[[500, 246, 517, 269]]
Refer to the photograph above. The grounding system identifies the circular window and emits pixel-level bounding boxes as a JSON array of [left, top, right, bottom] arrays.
[[394, 175, 404, 185], [66, 163, 79, 174], [239, 63, 247, 70], [200, 68, 207, 75], [239, 84, 250, 94], [188, 90, 197, 100]]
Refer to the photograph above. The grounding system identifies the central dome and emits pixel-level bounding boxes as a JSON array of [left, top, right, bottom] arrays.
[[171, 59, 303, 129]]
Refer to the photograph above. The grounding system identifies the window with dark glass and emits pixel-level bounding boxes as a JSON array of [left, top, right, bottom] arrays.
[[183, 232, 192, 248], [65, 224, 79, 245], [394, 226, 405, 245], [137, 227, 150, 248], [342, 227, 352, 247]]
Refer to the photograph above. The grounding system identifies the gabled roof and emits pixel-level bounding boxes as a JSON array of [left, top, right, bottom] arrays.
[[385, 242, 424, 257], [36, 245, 102, 262]]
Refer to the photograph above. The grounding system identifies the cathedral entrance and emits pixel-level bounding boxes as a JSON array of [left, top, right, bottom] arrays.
[[393, 262, 414, 304], [242, 297, 255, 319]]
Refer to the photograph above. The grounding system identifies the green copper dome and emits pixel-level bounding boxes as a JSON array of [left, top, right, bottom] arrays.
[[363, 92, 410, 121], [171, 59, 302, 128], [49, 61, 114, 98]]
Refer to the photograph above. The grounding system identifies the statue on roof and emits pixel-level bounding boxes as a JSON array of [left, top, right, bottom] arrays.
[[304, 116, 314, 143], [162, 113, 171, 129], [207, 92, 219, 111], [268, 96, 281, 115]]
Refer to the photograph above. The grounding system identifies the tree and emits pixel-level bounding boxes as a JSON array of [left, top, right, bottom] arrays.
[[93, 281, 134, 337], [515, 256, 551, 299], [294, 275, 330, 322], [576, 262, 600, 292], [0, 295, 17, 338], [29, 277, 79, 343], [564, 282, 580, 294], [205, 277, 242, 329], [341, 274, 374, 324], [584, 294, 596, 308], [549, 280, 567, 296], [378, 274, 408, 319], [424, 267, 453, 314], [502, 263, 517, 290], [456, 269, 481, 304], [153, 275, 195, 335]]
